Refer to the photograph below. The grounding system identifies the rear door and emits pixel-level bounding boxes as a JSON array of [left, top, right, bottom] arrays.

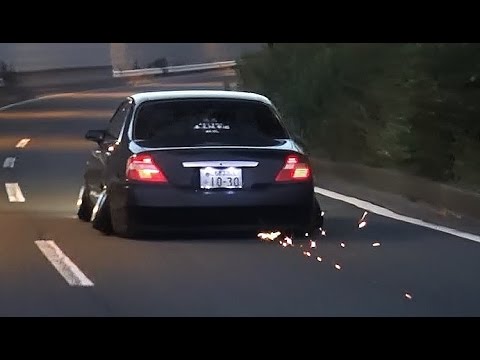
[[131, 98, 298, 191], [86, 99, 132, 198]]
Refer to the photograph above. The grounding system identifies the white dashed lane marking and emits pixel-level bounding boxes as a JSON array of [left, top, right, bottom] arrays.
[[15, 138, 31, 148], [4, 183, 25, 202], [35, 240, 94, 287], [3, 157, 15, 168]]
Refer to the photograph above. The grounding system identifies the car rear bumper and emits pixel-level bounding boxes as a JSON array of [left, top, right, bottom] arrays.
[[109, 182, 318, 231], [131, 205, 313, 231], [112, 181, 314, 207]]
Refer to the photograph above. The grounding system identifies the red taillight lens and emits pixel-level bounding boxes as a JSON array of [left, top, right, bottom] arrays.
[[275, 154, 311, 182], [126, 153, 168, 183]]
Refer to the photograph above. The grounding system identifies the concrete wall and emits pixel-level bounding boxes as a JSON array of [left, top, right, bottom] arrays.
[[12, 66, 114, 88], [114, 43, 263, 69], [0, 43, 111, 71], [0, 43, 263, 72]]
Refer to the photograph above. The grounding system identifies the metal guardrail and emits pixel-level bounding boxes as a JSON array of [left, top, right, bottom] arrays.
[[112, 60, 238, 78]]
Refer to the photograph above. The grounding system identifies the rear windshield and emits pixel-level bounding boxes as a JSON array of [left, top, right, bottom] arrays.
[[133, 98, 289, 147]]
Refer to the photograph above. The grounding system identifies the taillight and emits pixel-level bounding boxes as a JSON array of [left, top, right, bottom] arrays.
[[126, 153, 168, 183], [275, 154, 311, 182]]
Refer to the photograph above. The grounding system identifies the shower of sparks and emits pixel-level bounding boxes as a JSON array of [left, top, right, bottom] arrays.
[[305, 233, 309, 237], [340, 242, 346, 248], [405, 293, 413, 300], [334, 264, 342, 270], [310, 240, 316, 249], [282, 242, 288, 247], [358, 221, 367, 229], [321, 211, 325, 217], [303, 251, 311, 257], [257, 231, 281, 241], [372, 242, 381, 247], [321, 229, 326, 236], [285, 237, 293, 246], [316, 257, 322, 262]]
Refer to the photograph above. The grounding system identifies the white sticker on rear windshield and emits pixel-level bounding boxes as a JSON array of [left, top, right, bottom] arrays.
[[194, 118, 230, 131]]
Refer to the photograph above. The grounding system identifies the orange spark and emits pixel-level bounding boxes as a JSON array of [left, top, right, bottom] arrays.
[[257, 231, 281, 241]]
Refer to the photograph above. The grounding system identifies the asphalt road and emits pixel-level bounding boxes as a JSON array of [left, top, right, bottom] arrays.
[[1, 71, 480, 316]]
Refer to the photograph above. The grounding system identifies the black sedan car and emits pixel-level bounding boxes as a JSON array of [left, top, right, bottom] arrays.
[[77, 90, 323, 238]]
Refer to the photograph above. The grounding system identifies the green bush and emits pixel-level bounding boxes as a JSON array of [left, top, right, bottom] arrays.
[[237, 44, 480, 190]]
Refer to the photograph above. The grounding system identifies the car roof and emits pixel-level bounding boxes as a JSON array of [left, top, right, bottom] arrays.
[[130, 90, 273, 106]]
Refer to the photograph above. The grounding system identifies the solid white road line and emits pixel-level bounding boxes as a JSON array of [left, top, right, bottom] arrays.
[[0, 92, 82, 112], [15, 138, 30, 148], [0, 97, 51, 112], [4, 183, 25, 202], [0, 84, 140, 112], [35, 240, 94, 287], [2, 157, 15, 168], [314, 187, 480, 244]]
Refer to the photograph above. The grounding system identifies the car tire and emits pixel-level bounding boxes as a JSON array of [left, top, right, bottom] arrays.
[[110, 206, 139, 239], [292, 198, 324, 240], [77, 185, 93, 222], [91, 189, 113, 234], [312, 198, 324, 230]]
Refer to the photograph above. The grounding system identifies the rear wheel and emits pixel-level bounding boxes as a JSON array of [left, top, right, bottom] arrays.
[[91, 189, 113, 234], [77, 185, 93, 222], [312, 198, 324, 229], [110, 206, 139, 239], [292, 198, 324, 240]]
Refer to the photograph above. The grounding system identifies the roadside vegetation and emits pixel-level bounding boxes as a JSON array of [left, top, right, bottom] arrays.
[[237, 44, 480, 192]]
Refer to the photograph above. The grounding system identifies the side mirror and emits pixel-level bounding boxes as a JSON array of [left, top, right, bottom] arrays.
[[85, 129, 106, 144]]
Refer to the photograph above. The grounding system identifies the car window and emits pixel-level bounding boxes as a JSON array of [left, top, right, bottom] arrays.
[[107, 100, 132, 139], [133, 98, 288, 146]]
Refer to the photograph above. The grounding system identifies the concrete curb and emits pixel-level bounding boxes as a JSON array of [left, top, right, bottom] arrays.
[[311, 158, 480, 221]]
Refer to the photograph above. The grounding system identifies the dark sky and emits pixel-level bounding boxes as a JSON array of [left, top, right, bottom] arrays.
[[0, 43, 263, 71]]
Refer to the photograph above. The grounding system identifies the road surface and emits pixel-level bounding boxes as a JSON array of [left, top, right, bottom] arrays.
[[1, 70, 479, 316]]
